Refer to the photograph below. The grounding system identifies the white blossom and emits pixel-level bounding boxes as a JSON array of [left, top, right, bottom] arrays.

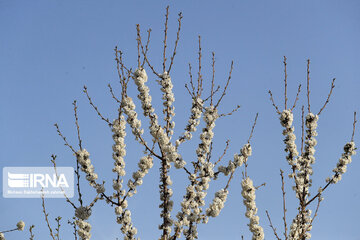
[[176, 97, 203, 147], [159, 72, 176, 135], [280, 110, 299, 167], [206, 189, 228, 217], [116, 209, 139, 240], [328, 141, 356, 184], [16, 221, 25, 231], [241, 177, 264, 240], [76, 219, 92, 240], [76, 149, 98, 187], [218, 144, 251, 176]]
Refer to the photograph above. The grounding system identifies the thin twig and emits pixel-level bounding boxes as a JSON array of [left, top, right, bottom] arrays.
[[163, 6, 169, 73], [197, 36, 203, 96], [137, 24, 161, 78], [247, 113, 259, 144], [219, 105, 241, 118], [72, 101, 83, 150], [301, 106, 305, 155], [51, 155, 77, 209], [291, 84, 302, 111], [42, 192, 56, 240], [254, 182, 266, 190], [83, 86, 112, 126], [141, 29, 152, 68], [29, 225, 35, 240], [54, 123, 76, 154], [265, 210, 282, 240], [306, 59, 311, 113], [215, 61, 234, 108], [268, 90, 281, 114], [284, 56, 288, 110], [55, 216, 61, 240], [317, 78, 335, 115], [214, 140, 230, 166], [211, 52, 215, 105], [224, 171, 235, 190], [351, 111, 357, 142], [168, 12, 183, 73], [107, 84, 121, 104], [280, 169, 288, 240]]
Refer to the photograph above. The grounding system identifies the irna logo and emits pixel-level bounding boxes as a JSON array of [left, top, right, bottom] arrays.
[[3, 167, 74, 198], [7, 172, 69, 188]]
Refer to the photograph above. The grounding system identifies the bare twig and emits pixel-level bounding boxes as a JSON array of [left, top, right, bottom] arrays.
[[197, 36, 203, 96], [254, 182, 266, 190], [168, 12, 183, 73], [351, 111, 357, 142], [219, 105, 241, 118], [306, 59, 311, 113], [214, 140, 230, 166], [268, 90, 281, 114], [163, 6, 169, 73], [83, 86, 112, 126], [107, 84, 121, 104], [29, 225, 35, 240], [247, 113, 259, 144], [265, 210, 282, 240], [317, 78, 335, 115], [42, 192, 56, 240], [291, 84, 302, 111], [141, 29, 152, 68], [54, 123, 76, 154], [224, 171, 235, 190], [280, 169, 288, 240], [72, 100, 84, 206], [211, 52, 216, 105], [284, 56, 288, 110], [214, 61, 234, 108], [301, 105, 305, 155]]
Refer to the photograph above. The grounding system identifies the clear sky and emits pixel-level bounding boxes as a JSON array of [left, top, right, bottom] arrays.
[[1, 0, 360, 239]]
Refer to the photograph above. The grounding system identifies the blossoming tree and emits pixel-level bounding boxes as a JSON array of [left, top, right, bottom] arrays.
[[1, 7, 356, 240]]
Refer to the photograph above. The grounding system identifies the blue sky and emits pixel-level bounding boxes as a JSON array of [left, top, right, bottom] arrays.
[[1, 0, 360, 239]]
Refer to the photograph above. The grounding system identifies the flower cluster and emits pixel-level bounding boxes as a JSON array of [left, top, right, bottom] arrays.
[[197, 106, 218, 164], [76, 219, 92, 240], [206, 189, 228, 217], [76, 149, 98, 187], [116, 209, 138, 240], [218, 144, 251, 176], [75, 206, 92, 220], [176, 97, 203, 147], [289, 210, 312, 240], [174, 183, 198, 239], [0, 221, 25, 240], [241, 177, 264, 240], [127, 155, 154, 197], [112, 117, 127, 195], [279, 110, 299, 167], [133, 68, 154, 117], [159, 184, 174, 235], [175, 106, 219, 239], [195, 106, 219, 200], [133, 68, 185, 169], [295, 113, 318, 199], [16, 220, 25, 231], [159, 72, 176, 135], [122, 97, 144, 140], [328, 141, 356, 184]]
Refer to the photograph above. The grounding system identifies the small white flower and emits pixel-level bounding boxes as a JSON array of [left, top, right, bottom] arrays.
[[16, 220, 25, 231]]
